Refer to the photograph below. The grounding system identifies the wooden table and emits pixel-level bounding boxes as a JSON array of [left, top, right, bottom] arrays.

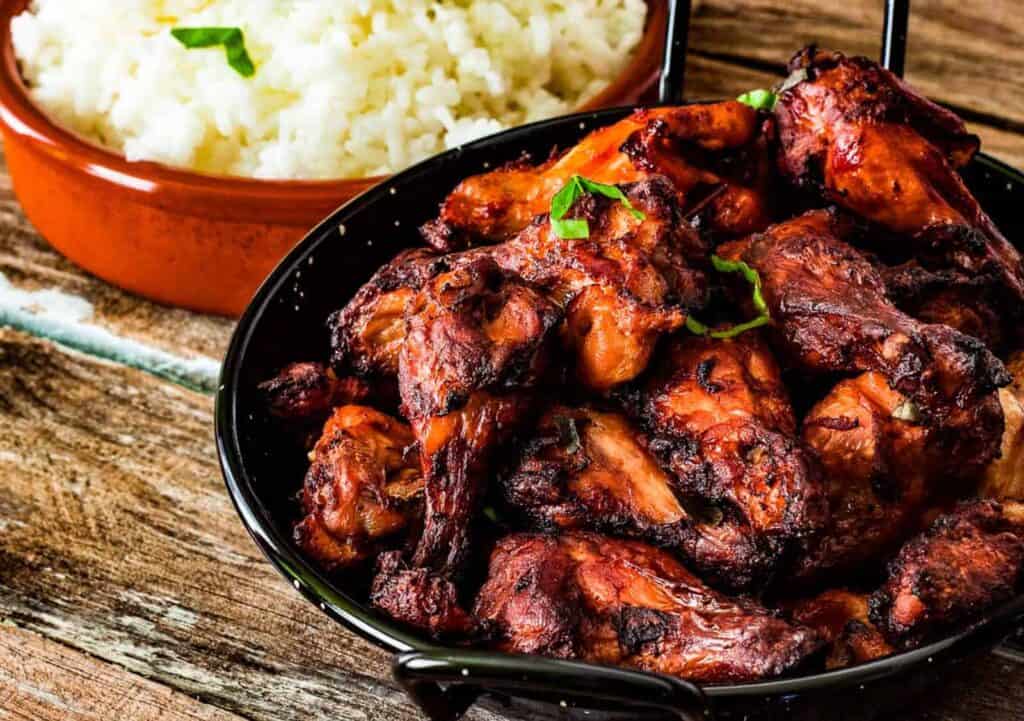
[[1, 2, 1023, 719]]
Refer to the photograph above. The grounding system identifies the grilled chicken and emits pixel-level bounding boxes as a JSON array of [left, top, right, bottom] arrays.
[[474, 532, 823, 682], [787, 589, 893, 669], [869, 499, 1024, 648], [775, 48, 1024, 313], [423, 101, 773, 250], [799, 372, 935, 579], [717, 209, 1008, 474], [399, 256, 561, 575], [259, 361, 370, 422], [630, 332, 828, 586], [502, 404, 765, 588], [982, 353, 1024, 501], [293, 405, 423, 571], [490, 177, 707, 390]]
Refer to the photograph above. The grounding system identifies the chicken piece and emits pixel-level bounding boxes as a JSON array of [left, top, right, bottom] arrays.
[[501, 405, 765, 588], [370, 550, 481, 638], [775, 48, 1024, 308], [490, 177, 707, 390], [259, 361, 370, 422], [787, 590, 893, 669], [717, 209, 1008, 475], [328, 248, 447, 377], [292, 405, 423, 571], [798, 372, 937, 579], [423, 101, 772, 250], [869, 499, 1024, 648], [982, 352, 1024, 501], [628, 332, 828, 586], [474, 532, 823, 682], [400, 256, 560, 568], [881, 263, 1004, 350]]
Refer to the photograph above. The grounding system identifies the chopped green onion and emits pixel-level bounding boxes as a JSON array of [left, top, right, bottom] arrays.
[[171, 27, 255, 77], [549, 175, 645, 239], [686, 255, 772, 339], [737, 88, 777, 112]]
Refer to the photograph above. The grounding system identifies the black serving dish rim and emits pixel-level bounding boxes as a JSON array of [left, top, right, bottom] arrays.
[[215, 104, 1024, 709]]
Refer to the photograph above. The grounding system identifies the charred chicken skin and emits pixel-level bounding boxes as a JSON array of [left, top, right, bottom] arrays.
[[259, 361, 370, 422], [490, 177, 708, 390], [717, 209, 1008, 475], [787, 590, 893, 669], [630, 332, 828, 586], [423, 101, 773, 250], [293, 405, 423, 571], [869, 499, 1024, 648], [502, 404, 764, 588], [474, 532, 823, 682], [775, 48, 1024, 311]]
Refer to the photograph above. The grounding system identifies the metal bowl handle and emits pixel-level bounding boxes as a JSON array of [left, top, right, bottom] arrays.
[[393, 648, 710, 721]]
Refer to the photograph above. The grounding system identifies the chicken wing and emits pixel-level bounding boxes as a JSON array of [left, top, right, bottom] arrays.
[[423, 101, 772, 250], [474, 532, 823, 682], [717, 209, 1008, 472], [399, 256, 561, 574], [787, 589, 893, 669], [982, 352, 1024, 501], [869, 499, 1024, 648], [628, 332, 828, 586], [775, 48, 1024, 309], [259, 361, 370, 422], [501, 404, 765, 588], [798, 372, 935, 579], [490, 176, 707, 390], [293, 405, 423, 571]]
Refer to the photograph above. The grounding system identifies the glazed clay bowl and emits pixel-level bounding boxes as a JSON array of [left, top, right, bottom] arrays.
[[0, 0, 668, 315]]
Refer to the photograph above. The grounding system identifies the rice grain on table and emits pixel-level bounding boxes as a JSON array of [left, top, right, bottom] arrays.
[[12, 0, 647, 179]]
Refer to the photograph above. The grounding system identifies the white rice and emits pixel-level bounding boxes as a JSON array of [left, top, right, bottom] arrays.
[[12, 0, 647, 179]]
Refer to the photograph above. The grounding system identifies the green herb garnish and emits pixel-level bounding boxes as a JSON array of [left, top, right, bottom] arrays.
[[550, 175, 646, 239], [686, 255, 772, 339], [171, 27, 256, 77], [737, 88, 777, 112]]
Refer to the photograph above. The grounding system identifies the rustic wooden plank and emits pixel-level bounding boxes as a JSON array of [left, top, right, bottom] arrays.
[[0, 625, 246, 721], [0, 328, 500, 721], [0, 327, 1021, 720], [0, 147, 233, 384], [684, 54, 1024, 169], [690, 0, 1024, 130]]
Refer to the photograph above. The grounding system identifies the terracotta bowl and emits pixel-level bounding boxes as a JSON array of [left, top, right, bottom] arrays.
[[0, 0, 667, 315]]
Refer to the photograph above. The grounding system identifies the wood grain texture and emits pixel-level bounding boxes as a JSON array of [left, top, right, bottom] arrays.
[[690, 0, 1024, 129], [0, 625, 245, 721], [0, 328, 500, 721]]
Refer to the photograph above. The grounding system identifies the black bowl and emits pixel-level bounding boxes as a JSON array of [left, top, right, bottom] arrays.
[[216, 105, 1024, 721]]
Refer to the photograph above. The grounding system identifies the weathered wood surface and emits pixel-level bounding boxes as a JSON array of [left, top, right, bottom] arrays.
[[0, 625, 246, 721], [0, 328, 500, 721], [0, 5, 1023, 720]]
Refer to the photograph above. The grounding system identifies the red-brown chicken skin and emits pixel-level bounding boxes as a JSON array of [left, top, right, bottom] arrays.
[[423, 101, 773, 250], [630, 332, 828, 586], [502, 404, 764, 588], [259, 361, 370, 422], [775, 48, 1024, 309], [798, 372, 935, 580], [474, 532, 823, 682], [490, 177, 708, 390], [869, 499, 1024, 648], [398, 256, 561, 575], [717, 210, 1008, 467], [292, 405, 423, 571], [787, 589, 893, 669]]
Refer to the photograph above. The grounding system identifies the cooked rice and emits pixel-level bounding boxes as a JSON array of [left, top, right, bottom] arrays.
[[12, 0, 647, 179]]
